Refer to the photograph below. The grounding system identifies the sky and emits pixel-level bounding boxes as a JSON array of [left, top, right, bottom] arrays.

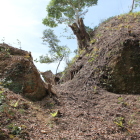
[[0, 0, 139, 74]]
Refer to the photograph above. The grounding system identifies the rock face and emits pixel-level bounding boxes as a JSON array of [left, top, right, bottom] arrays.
[[41, 70, 55, 85], [0, 43, 47, 100], [99, 39, 140, 94], [40, 70, 58, 96], [61, 13, 140, 94], [41, 70, 60, 85]]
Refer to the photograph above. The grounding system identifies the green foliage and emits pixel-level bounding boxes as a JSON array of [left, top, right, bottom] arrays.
[[0, 78, 12, 87], [90, 39, 96, 44], [0, 90, 5, 105], [0, 103, 8, 113], [93, 86, 97, 92], [43, 0, 98, 27], [7, 124, 22, 135], [18, 109, 25, 114], [117, 97, 128, 107], [129, 0, 140, 13], [85, 26, 93, 36], [0, 46, 10, 58], [39, 29, 70, 73], [1, 78, 23, 94], [0, 38, 22, 49], [42, 29, 60, 48], [114, 117, 125, 128], [134, 0, 140, 9], [73, 49, 78, 55], [99, 16, 114, 25], [50, 110, 58, 117], [88, 50, 98, 63], [1, 77, 24, 95], [10, 100, 19, 108], [67, 54, 79, 67]]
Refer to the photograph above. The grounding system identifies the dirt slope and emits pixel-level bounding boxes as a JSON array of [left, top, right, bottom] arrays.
[[62, 12, 140, 94], [0, 43, 47, 100]]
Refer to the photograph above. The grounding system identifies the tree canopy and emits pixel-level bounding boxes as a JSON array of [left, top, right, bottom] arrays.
[[43, 0, 98, 27], [42, 0, 98, 51], [39, 29, 70, 74], [135, 0, 140, 8]]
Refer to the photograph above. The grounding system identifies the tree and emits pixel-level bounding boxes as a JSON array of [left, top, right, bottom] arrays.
[[134, 0, 140, 8], [129, 0, 140, 12], [39, 29, 70, 74], [43, 0, 98, 50], [130, 0, 135, 13]]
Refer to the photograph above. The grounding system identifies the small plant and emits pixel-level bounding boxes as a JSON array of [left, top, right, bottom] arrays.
[[0, 78, 12, 87], [0, 46, 10, 57], [79, 49, 85, 55], [18, 109, 25, 114], [88, 57, 95, 62], [7, 124, 22, 135], [90, 39, 96, 44], [67, 54, 79, 67], [1, 77, 23, 94], [128, 119, 136, 126], [50, 110, 58, 117], [47, 121, 54, 128], [128, 114, 136, 126], [99, 16, 115, 25], [17, 39, 21, 49], [10, 100, 19, 108], [117, 97, 128, 107], [88, 54, 98, 63], [47, 102, 55, 108], [0, 103, 8, 113], [0, 90, 5, 105], [114, 117, 125, 128], [96, 33, 102, 38], [93, 86, 97, 92]]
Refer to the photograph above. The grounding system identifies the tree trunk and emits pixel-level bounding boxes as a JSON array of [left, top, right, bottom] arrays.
[[69, 18, 90, 50], [129, 0, 135, 13], [56, 56, 64, 74]]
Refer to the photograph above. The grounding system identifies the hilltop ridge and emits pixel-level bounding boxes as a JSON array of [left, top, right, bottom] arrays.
[[61, 12, 140, 94]]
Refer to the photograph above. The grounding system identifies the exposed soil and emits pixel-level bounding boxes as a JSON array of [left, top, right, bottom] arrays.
[[1, 84, 140, 140]]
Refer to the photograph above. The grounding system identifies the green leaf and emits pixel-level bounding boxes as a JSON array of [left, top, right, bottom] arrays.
[[39, 28, 71, 73], [10, 100, 19, 108], [14, 100, 19, 108], [0, 91, 4, 94], [50, 110, 58, 117], [43, 0, 98, 27]]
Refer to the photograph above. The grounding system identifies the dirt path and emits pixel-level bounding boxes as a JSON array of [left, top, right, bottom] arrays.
[[1, 85, 140, 140], [37, 83, 140, 140]]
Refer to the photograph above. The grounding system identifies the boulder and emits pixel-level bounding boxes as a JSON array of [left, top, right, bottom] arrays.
[[40, 70, 58, 96], [0, 43, 48, 100], [41, 70, 56, 85]]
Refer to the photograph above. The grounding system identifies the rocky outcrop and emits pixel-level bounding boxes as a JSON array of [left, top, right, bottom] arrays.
[[41, 70, 60, 85], [40, 70, 55, 85], [98, 39, 140, 94], [0, 43, 48, 100], [40, 70, 58, 97]]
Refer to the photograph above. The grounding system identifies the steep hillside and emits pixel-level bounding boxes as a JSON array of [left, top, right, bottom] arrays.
[[61, 12, 140, 94]]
